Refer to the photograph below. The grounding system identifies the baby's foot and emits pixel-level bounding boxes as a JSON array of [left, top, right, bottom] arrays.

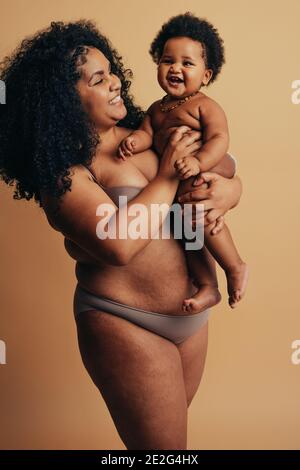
[[226, 261, 249, 308], [182, 285, 221, 314]]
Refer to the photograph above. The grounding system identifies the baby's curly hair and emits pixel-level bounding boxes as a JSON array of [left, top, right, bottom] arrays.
[[149, 12, 225, 84], [0, 20, 144, 207]]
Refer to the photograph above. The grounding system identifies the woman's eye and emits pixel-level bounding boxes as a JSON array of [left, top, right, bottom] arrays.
[[93, 70, 114, 85]]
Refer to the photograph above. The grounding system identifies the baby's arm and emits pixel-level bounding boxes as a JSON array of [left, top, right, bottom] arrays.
[[118, 113, 154, 160], [175, 98, 229, 179]]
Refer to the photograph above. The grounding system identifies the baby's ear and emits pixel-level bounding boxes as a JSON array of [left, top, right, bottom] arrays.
[[203, 69, 213, 86]]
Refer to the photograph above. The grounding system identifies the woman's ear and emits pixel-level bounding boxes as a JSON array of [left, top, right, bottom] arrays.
[[202, 69, 213, 86]]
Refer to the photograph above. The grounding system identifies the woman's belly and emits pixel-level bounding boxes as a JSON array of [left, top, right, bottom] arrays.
[[70, 237, 197, 316]]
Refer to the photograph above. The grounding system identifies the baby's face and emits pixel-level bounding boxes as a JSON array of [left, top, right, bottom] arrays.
[[157, 37, 212, 99]]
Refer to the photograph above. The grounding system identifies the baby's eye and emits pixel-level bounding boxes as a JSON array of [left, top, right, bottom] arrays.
[[184, 61, 194, 66], [162, 59, 172, 64]]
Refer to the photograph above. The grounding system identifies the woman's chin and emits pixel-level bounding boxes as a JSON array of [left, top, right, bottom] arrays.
[[115, 104, 127, 121]]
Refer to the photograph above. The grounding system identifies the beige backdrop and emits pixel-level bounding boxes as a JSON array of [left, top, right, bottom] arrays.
[[1, 0, 300, 450]]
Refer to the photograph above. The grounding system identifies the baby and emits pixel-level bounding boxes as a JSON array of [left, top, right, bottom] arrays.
[[118, 12, 248, 312]]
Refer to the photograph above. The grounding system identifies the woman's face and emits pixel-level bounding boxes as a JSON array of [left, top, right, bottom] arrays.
[[75, 47, 127, 131]]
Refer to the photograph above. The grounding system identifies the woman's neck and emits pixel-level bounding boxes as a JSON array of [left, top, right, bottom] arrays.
[[96, 126, 120, 155]]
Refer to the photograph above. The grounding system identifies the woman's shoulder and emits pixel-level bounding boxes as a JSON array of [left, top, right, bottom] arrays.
[[39, 164, 97, 231], [40, 164, 88, 200]]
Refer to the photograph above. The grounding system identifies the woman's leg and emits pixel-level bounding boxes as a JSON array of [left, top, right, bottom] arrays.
[[177, 321, 209, 408], [75, 309, 188, 450]]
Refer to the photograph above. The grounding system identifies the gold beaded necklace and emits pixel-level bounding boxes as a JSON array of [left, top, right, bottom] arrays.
[[159, 90, 200, 113]]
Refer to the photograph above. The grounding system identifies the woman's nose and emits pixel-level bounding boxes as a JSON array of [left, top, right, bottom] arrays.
[[110, 73, 121, 91]]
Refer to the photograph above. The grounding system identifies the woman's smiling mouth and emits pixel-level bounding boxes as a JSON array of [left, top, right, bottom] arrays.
[[109, 94, 123, 105]]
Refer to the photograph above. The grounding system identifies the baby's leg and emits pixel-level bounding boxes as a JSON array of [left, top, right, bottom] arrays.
[[172, 151, 247, 312], [204, 223, 249, 308], [182, 246, 221, 314], [176, 177, 221, 314]]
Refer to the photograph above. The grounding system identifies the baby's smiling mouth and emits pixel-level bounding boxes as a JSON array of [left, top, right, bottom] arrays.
[[167, 75, 184, 85]]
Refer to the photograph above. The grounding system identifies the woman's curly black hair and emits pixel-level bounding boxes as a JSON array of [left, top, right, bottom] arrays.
[[0, 20, 144, 207], [149, 12, 225, 84]]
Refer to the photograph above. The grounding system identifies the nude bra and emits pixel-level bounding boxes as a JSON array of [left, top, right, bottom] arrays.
[[82, 164, 144, 206]]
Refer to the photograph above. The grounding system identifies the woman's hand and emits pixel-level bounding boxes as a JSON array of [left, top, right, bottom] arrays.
[[177, 172, 242, 234], [158, 127, 202, 180], [153, 125, 202, 156]]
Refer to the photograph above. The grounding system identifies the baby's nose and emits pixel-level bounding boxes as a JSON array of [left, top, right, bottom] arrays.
[[170, 62, 181, 72]]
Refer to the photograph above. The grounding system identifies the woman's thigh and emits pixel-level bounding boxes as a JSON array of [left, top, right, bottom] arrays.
[[75, 309, 188, 450], [177, 322, 209, 408]]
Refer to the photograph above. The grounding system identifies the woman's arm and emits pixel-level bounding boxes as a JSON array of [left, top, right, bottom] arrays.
[[177, 172, 242, 228], [42, 129, 202, 266]]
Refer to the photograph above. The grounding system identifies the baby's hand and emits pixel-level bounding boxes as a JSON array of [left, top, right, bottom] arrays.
[[174, 156, 201, 180], [118, 135, 136, 160]]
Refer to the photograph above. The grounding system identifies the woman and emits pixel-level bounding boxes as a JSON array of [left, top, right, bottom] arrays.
[[0, 20, 242, 450]]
